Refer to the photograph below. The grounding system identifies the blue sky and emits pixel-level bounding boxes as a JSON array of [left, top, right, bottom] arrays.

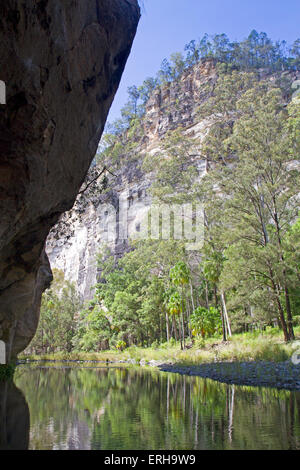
[[108, 0, 300, 123]]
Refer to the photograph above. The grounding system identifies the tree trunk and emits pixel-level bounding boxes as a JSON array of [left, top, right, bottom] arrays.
[[273, 202, 294, 341], [214, 285, 219, 308], [221, 304, 227, 342], [284, 285, 295, 341], [181, 286, 186, 349], [180, 314, 185, 350], [190, 280, 195, 312], [186, 298, 192, 340], [272, 285, 289, 342], [269, 267, 290, 342], [166, 312, 170, 342], [172, 316, 178, 341], [205, 280, 209, 309], [275, 294, 290, 342], [221, 291, 231, 337], [178, 316, 183, 350]]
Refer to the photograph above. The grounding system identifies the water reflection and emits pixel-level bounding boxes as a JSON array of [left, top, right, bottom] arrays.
[[0, 380, 29, 450], [3, 365, 300, 450]]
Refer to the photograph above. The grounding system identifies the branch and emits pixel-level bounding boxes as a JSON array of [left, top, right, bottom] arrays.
[[78, 166, 117, 195]]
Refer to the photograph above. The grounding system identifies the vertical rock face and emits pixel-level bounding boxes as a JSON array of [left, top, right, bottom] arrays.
[[47, 62, 300, 303], [46, 61, 217, 300], [47, 168, 154, 300], [0, 0, 140, 359]]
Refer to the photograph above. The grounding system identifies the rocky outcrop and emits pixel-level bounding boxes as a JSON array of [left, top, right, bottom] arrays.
[[46, 62, 300, 303], [47, 164, 153, 300], [46, 61, 217, 300], [0, 0, 140, 360]]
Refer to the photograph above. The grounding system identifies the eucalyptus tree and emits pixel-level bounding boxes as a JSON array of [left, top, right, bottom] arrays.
[[170, 262, 191, 349], [215, 85, 300, 341]]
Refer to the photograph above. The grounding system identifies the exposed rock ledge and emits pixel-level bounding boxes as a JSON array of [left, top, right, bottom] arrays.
[[0, 0, 140, 360], [158, 362, 300, 391]]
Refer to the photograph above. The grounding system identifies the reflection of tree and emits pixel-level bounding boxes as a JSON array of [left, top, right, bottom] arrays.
[[228, 385, 235, 443], [14, 366, 300, 450], [0, 381, 29, 450]]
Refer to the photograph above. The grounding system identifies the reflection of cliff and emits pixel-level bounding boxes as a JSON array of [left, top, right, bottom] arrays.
[[13, 365, 300, 450], [56, 419, 92, 451], [0, 381, 29, 450]]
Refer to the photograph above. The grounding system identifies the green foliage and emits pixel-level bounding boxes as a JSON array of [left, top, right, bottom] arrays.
[[15, 365, 300, 450], [143, 127, 200, 204], [115, 340, 127, 351], [28, 34, 300, 355], [144, 67, 300, 343], [72, 305, 111, 352], [214, 83, 299, 340], [0, 363, 16, 381], [98, 31, 300, 176], [28, 269, 82, 354], [167, 291, 182, 316], [72, 240, 190, 349], [108, 32, 299, 133], [170, 262, 190, 287], [190, 307, 222, 338]]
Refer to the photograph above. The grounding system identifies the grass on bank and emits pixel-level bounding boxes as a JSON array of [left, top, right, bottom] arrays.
[[19, 326, 300, 365]]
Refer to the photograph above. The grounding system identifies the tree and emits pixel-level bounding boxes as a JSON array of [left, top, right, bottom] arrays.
[[198, 34, 213, 59], [215, 85, 299, 341], [290, 39, 300, 69], [73, 305, 112, 351], [203, 250, 231, 341], [170, 262, 191, 349], [29, 269, 81, 354], [138, 77, 158, 108], [89, 241, 188, 348], [157, 58, 173, 84], [212, 34, 231, 63], [121, 85, 141, 125], [184, 40, 200, 67], [170, 52, 186, 81], [166, 290, 182, 344], [190, 307, 222, 339]]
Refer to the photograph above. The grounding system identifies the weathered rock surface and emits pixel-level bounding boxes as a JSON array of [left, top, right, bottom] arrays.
[[46, 61, 218, 299], [46, 163, 153, 299], [47, 61, 300, 302], [0, 0, 140, 359]]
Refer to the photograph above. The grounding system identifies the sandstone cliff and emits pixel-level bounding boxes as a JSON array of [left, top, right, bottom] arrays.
[[46, 61, 218, 299], [0, 0, 140, 360], [46, 61, 300, 303]]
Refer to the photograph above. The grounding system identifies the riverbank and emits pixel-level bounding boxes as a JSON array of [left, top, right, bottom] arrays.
[[158, 361, 300, 391], [17, 356, 300, 391], [19, 328, 300, 389], [20, 327, 300, 364]]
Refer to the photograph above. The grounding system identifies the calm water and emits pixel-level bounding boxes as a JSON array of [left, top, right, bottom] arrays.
[[1, 363, 300, 450]]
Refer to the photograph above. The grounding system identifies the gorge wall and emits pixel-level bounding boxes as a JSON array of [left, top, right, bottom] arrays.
[[0, 0, 140, 360], [47, 62, 300, 303], [46, 61, 218, 300]]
